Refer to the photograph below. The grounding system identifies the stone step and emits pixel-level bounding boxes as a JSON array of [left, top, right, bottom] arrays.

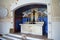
[[3, 33, 44, 40], [3, 34, 21, 40], [3, 33, 53, 40]]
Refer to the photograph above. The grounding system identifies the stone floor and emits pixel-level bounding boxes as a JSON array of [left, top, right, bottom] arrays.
[[2, 34, 45, 40], [0, 37, 12, 40], [13, 33, 53, 40], [0, 33, 53, 40]]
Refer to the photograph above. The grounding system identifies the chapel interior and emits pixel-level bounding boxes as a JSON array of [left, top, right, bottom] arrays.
[[0, 0, 60, 40]]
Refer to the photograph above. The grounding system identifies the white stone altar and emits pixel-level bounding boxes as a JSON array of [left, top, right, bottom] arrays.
[[19, 22, 44, 35]]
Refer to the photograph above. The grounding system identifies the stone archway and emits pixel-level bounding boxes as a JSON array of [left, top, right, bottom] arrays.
[[13, 3, 48, 37], [10, 0, 52, 38]]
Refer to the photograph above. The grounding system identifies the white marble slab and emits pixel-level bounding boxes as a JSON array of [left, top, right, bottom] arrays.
[[20, 22, 44, 35]]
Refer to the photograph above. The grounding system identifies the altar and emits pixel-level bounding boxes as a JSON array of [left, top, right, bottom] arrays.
[[19, 22, 44, 35]]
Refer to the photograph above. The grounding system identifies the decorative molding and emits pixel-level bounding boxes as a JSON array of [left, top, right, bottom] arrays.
[[0, 7, 8, 18]]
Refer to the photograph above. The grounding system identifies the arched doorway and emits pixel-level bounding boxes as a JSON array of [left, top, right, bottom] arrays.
[[14, 3, 48, 37]]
